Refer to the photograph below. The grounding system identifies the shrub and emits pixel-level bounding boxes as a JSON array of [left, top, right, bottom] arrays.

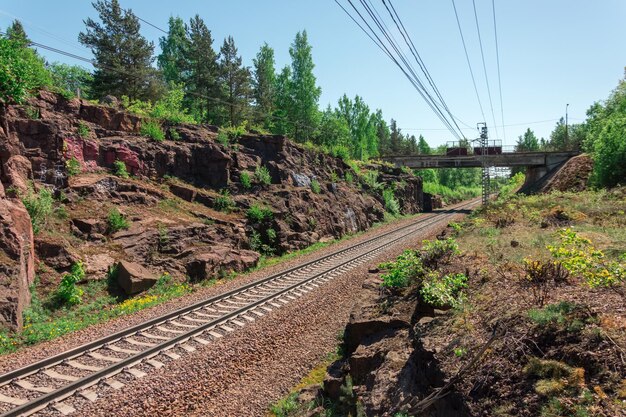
[[419, 272, 468, 308], [254, 165, 272, 186], [77, 121, 90, 138], [217, 132, 229, 147], [25, 106, 40, 119], [421, 238, 460, 269], [240, 172, 252, 190], [141, 120, 165, 142], [112, 159, 129, 178], [362, 170, 382, 190], [380, 249, 424, 288], [246, 204, 273, 224], [107, 208, 129, 233], [221, 123, 247, 140], [65, 157, 81, 176], [311, 179, 321, 194], [330, 171, 339, 183], [149, 84, 195, 124], [56, 261, 85, 306], [547, 228, 626, 296], [527, 301, 578, 326], [169, 128, 180, 141], [345, 171, 354, 184], [214, 190, 234, 213], [383, 188, 400, 215], [521, 258, 569, 306], [330, 145, 350, 160], [22, 186, 53, 234]]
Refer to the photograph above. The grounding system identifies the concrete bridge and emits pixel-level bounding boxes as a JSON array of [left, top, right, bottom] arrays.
[[384, 151, 581, 193]]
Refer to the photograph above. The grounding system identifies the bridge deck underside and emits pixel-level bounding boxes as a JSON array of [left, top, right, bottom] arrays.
[[386, 152, 579, 169]]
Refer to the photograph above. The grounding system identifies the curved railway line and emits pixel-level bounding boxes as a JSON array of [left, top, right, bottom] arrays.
[[0, 199, 479, 416]]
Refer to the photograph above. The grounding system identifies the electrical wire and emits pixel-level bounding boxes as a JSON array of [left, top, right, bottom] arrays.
[[492, 0, 506, 142], [471, 0, 499, 139], [336, 0, 464, 141]]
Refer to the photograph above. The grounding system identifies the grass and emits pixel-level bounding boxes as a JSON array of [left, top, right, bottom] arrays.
[[423, 181, 481, 203], [107, 208, 129, 233]]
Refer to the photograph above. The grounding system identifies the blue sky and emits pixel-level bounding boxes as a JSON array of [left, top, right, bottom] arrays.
[[2, 1, 626, 147]]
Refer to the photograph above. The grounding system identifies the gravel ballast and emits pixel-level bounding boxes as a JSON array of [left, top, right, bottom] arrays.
[[0, 205, 473, 416]]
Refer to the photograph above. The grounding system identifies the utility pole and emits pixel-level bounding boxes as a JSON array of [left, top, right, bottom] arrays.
[[565, 103, 569, 150], [477, 122, 489, 206]]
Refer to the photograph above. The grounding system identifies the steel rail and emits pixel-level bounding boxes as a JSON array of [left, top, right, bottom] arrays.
[[0, 199, 478, 416]]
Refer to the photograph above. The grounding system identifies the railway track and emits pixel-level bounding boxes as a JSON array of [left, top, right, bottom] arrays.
[[0, 199, 479, 416]]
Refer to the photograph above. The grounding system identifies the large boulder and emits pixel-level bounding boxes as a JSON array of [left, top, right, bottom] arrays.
[[186, 246, 260, 281], [116, 260, 158, 295], [0, 198, 35, 330], [35, 238, 79, 270]]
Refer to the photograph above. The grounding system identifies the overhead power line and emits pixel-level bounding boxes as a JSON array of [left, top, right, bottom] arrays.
[[492, 0, 506, 142], [471, 0, 499, 139], [335, 0, 466, 141], [136, 16, 167, 34]]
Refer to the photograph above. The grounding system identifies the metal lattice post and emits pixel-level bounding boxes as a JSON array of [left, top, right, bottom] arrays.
[[478, 123, 489, 205]]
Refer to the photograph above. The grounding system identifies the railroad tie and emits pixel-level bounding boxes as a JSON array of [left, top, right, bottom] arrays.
[[89, 351, 122, 363], [103, 379, 125, 390], [168, 320, 196, 328], [125, 368, 147, 379], [180, 344, 196, 353], [156, 325, 184, 335], [0, 393, 27, 406], [147, 359, 164, 369], [66, 360, 102, 372], [14, 380, 55, 393], [125, 337, 156, 347], [107, 345, 140, 355], [140, 331, 169, 340], [52, 401, 76, 415], [78, 389, 98, 402], [163, 350, 181, 360], [43, 369, 79, 382], [193, 337, 210, 345]]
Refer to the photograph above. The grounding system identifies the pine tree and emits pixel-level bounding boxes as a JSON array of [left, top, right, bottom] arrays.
[[218, 36, 251, 127], [288, 31, 321, 142], [417, 135, 431, 154], [157, 17, 189, 85], [252, 43, 276, 129], [6, 20, 29, 47], [78, 0, 156, 100], [273, 66, 293, 135], [185, 15, 219, 123], [389, 119, 403, 154]]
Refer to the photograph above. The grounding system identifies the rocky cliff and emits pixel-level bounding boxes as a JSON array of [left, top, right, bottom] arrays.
[[0, 91, 426, 331]]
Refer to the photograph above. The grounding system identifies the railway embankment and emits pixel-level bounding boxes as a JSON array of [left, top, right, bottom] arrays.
[[273, 188, 626, 417]]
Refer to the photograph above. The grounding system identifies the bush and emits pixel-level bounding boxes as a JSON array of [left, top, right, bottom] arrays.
[[254, 165, 272, 186], [217, 132, 229, 147], [0, 37, 51, 106], [141, 120, 165, 141], [419, 272, 468, 308], [362, 170, 382, 190], [169, 128, 180, 141], [521, 258, 569, 306], [65, 157, 81, 176], [240, 172, 252, 190], [345, 171, 354, 184], [330, 145, 350, 160], [421, 238, 460, 269], [214, 190, 234, 213], [383, 188, 400, 215], [379, 249, 424, 288], [311, 179, 321, 194], [77, 121, 90, 138], [22, 186, 53, 234], [113, 159, 129, 178], [246, 204, 273, 224], [149, 84, 194, 124], [56, 261, 85, 306], [107, 208, 129, 233]]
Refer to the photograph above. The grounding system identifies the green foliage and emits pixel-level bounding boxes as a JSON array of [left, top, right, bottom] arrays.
[[423, 181, 481, 204], [157, 16, 189, 85], [24, 105, 40, 119], [149, 84, 195, 123], [56, 262, 85, 306], [0, 37, 51, 106], [217, 132, 229, 147], [547, 228, 625, 293], [21, 186, 53, 234], [219, 122, 247, 146], [240, 172, 252, 190], [65, 157, 81, 176], [345, 171, 354, 184], [77, 121, 90, 138], [219, 36, 252, 126], [379, 249, 424, 288], [382, 188, 400, 215], [330, 171, 339, 183], [48, 62, 93, 99], [169, 128, 180, 141], [78, 0, 157, 100], [527, 301, 578, 327], [112, 159, 129, 178], [246, 204, 273, 224], [254, 165, 272, 186], [252, 43, 277, 128], [421, 238, 460, 269], [361, 170, 382, 190], [141, 120, 165, 141], [310, 179, 321, 194], [107, 208, 129, 233], [419, 272, 468, 308], [214, 189, 235, 213], [269, 392, 299, 417]]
